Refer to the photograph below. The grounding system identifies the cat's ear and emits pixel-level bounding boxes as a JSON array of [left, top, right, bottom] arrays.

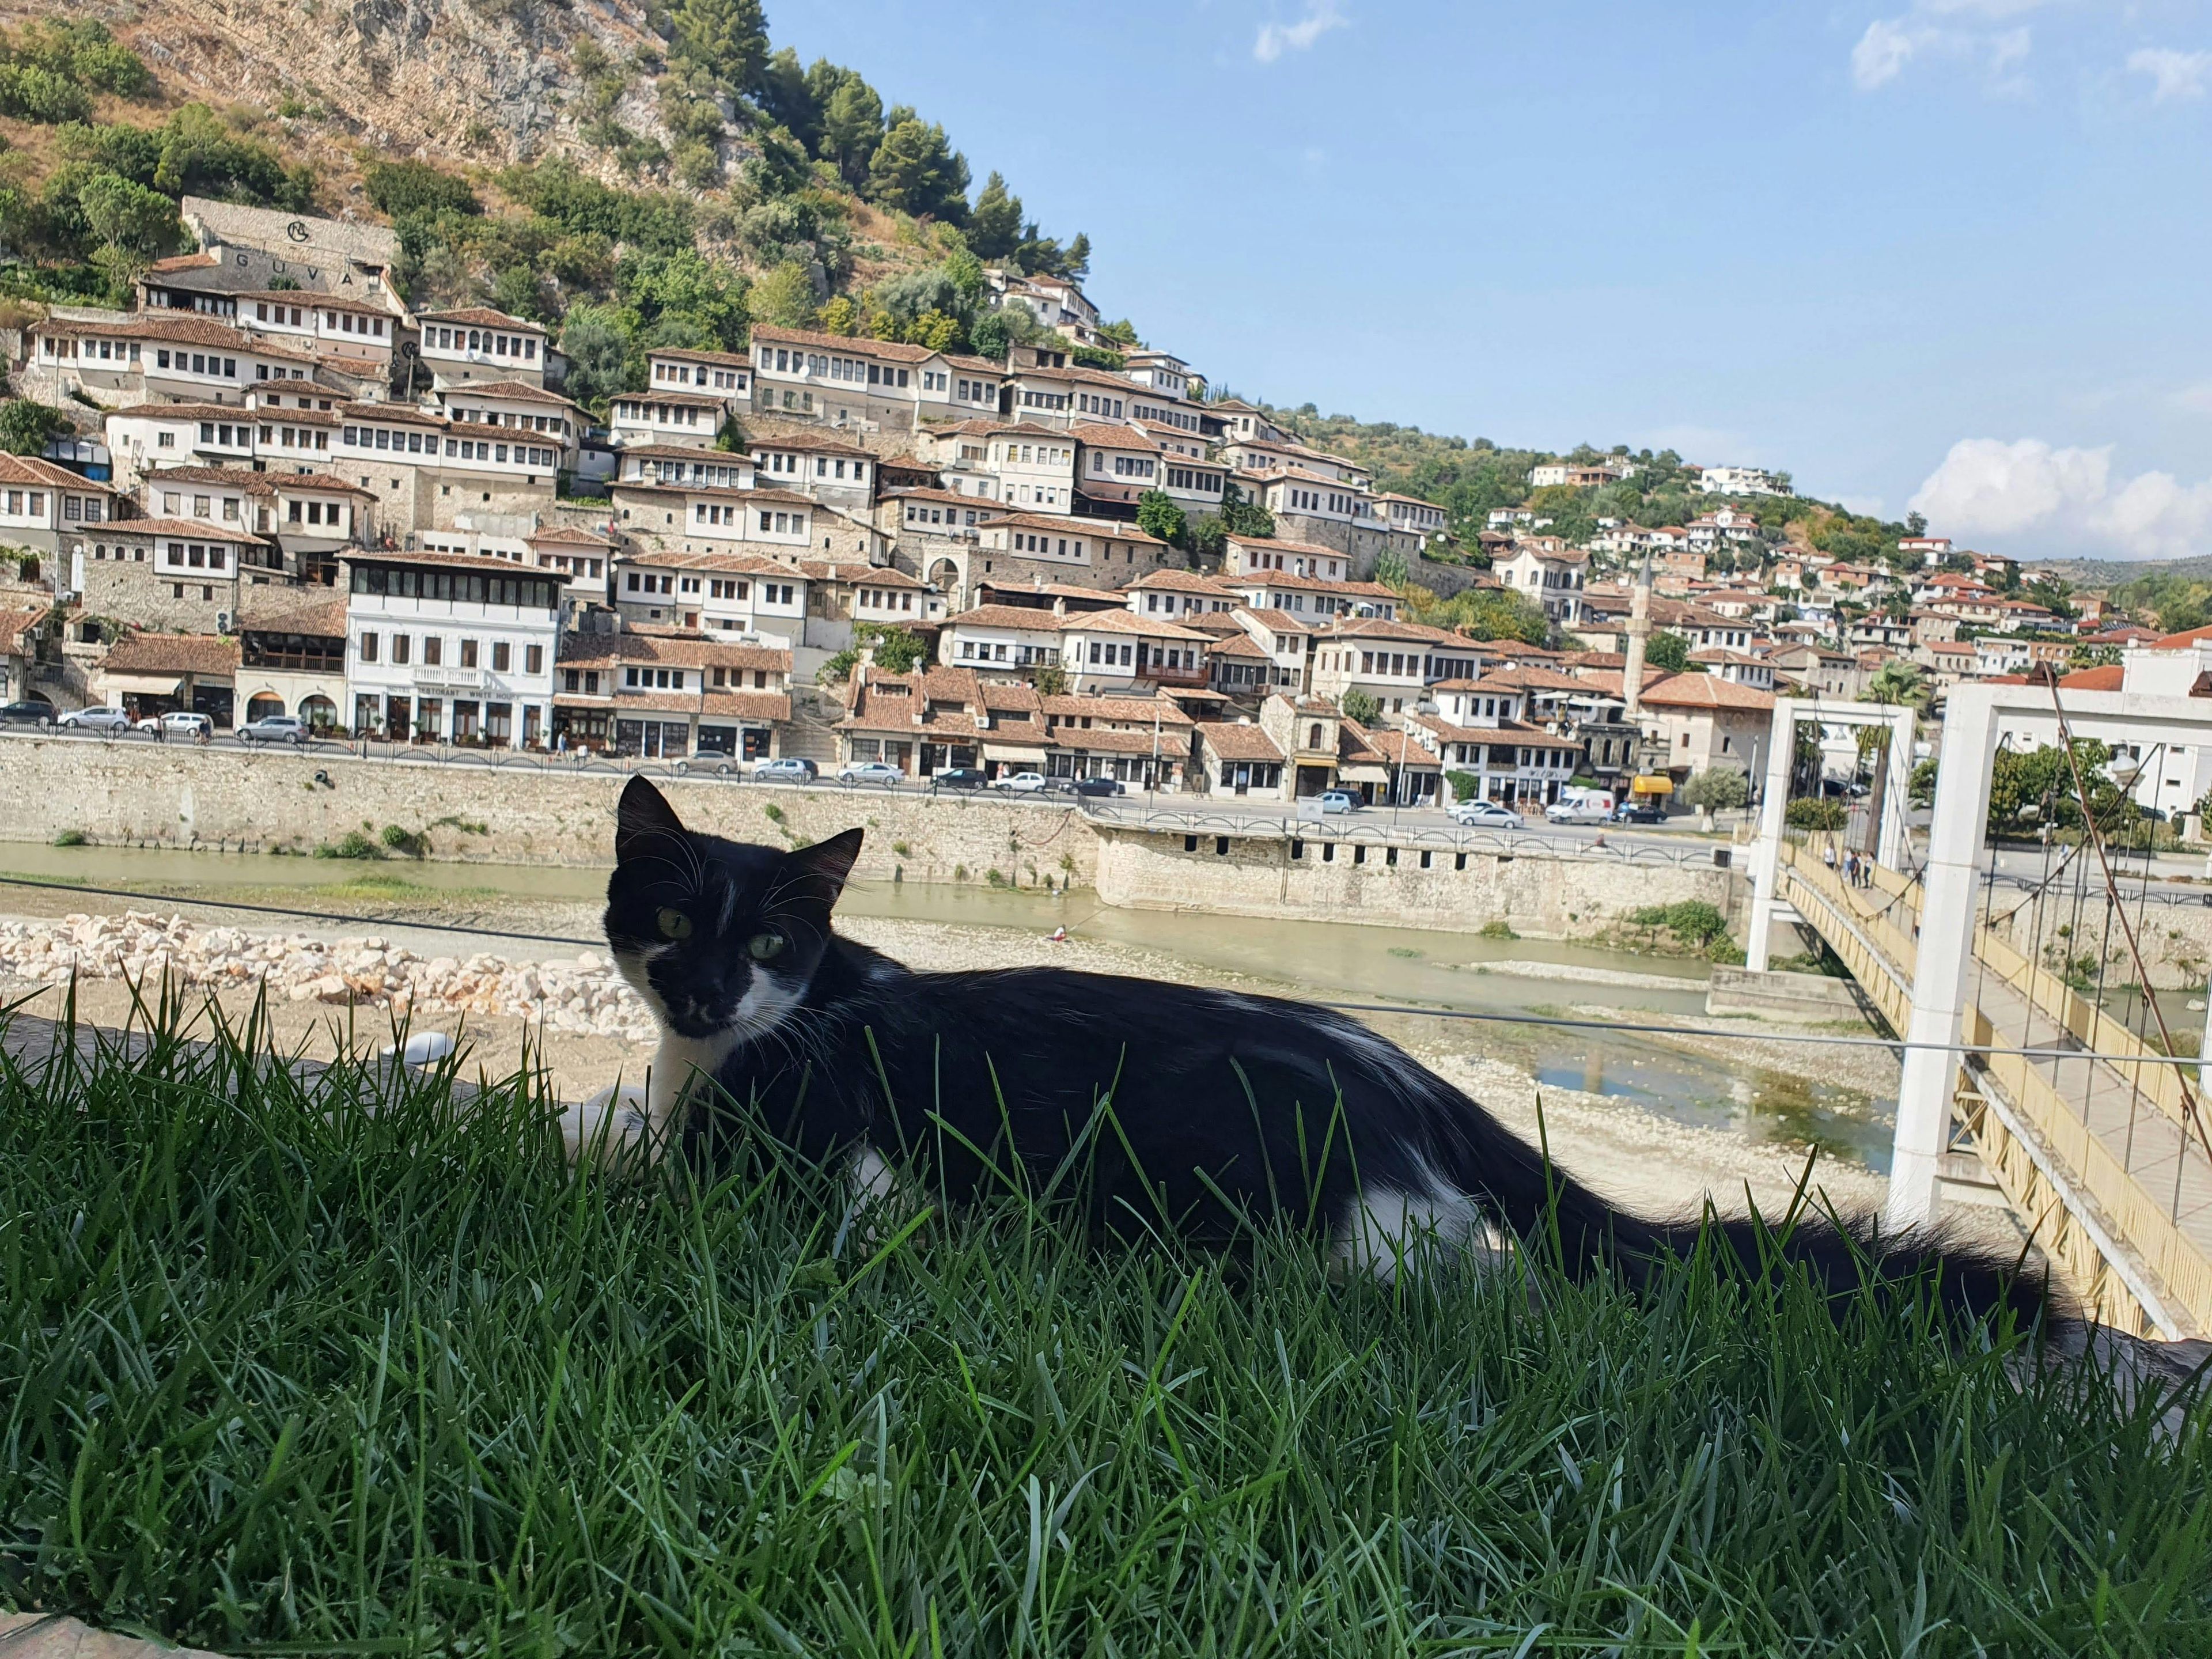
[[781, 828, 863, 908], [616, 775, 687, 863]]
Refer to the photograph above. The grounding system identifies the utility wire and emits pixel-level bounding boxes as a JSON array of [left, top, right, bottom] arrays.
[[0, 874, 599, 948]]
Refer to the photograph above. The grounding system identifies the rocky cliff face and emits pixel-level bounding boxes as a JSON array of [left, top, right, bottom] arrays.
[[3, 0, 674, 186]]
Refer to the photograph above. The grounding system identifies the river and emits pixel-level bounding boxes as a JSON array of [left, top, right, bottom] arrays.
[[0, 842, 1898, 1169]]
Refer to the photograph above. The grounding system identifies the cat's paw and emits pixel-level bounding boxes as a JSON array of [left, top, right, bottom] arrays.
[[561, 1082, 656, 1168], [843, 1146, 918, 1248]]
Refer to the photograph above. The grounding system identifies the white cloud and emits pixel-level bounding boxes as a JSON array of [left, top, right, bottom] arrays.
[[2128, 47, 2212, 102], [2173, 381, 2212, 415], [1915, 0, 2058, 17], [1853, 18, 1925, 88], [1910, 437, 2212, 560], [1254, 0, 1345, 64], [1850, 2, 2042, 94]]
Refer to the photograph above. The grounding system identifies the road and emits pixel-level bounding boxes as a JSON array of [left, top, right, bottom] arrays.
[[0, 728, 1727, 863]]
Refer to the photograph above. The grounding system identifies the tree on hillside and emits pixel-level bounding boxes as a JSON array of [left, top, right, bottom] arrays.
[[0, 399, 70, 457], [967, 309, 1012, 361], [967, 173, 1022, 260], [77, 172, 179, 283], [556, 304, 639, 414], [1219, 481, 1274, 539], [749, 260, 817, 328], [1644, 631, 1690, 672], [365, 160, 478, 220], [1340, 688, 1381, 726], [667, 0, 768, 99], [868, 112, 968, 221], [1136, 490, 1186, 548], [819, 75, 885, 190], [618, 247, 750, 351], [756, 48, 814, 140]]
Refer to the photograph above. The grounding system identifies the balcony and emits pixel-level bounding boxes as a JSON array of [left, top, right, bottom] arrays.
[[413, 664, 486, 691], [1146, 661, 1212, 688]]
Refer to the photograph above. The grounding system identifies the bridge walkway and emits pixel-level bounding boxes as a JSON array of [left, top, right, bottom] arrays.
[[1775, 838, 2212, 1338]]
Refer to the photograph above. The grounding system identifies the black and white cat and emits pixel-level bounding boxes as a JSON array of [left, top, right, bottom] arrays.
[[592, 776, 2056, 1319]]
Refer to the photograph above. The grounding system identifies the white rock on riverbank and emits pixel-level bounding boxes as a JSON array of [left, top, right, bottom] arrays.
[[0, 912, 658, 1043]]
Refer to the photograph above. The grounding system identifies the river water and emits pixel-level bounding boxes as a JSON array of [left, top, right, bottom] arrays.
[[0, 842, 1897, 1169]]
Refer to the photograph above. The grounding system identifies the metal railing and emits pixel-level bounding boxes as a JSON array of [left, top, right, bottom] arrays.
[[1778, 838, 2212, 1335], [1084, 800, 1737, 866]]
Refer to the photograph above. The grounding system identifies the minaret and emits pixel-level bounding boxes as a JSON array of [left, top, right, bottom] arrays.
[[1622, 552, 1653, 720]]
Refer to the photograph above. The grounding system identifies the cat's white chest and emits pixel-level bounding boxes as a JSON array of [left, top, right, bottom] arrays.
[[647, 1028, 741, 1143]]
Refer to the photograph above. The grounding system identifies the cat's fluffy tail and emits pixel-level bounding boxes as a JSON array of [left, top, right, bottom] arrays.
[[1424, 1088, 2068, 1330]]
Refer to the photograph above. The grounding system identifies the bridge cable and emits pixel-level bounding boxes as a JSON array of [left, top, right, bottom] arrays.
[[12, 877, 2212, 1069], [2042, 677, 2212, 1166]]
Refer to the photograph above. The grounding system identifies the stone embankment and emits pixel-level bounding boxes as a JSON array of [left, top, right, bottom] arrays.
[[0, 912, 657, 1043]]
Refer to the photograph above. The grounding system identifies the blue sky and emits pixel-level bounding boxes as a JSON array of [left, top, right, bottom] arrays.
[[777, 2, 2212, 564]]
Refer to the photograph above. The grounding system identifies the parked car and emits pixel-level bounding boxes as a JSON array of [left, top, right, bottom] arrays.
[[836, 760, 905, 786], [932, 767, 989, 791], [993, 771, 1050, 793], [1071, 775, 1123, 798], [58, 706, 131, 733], [1449, 798, 1523, 830], [0, 699, 55, 728], [1317, 790, 1362, 815], [135, 711, 210, 738], [752, 756, 817, 783], [1611, 800, 1667, 825], [238, 714, 309, 746]]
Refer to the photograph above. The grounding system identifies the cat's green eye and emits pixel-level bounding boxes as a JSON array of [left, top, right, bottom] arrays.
[[747, 932, 786, 961], [656, 908, 692, 941]]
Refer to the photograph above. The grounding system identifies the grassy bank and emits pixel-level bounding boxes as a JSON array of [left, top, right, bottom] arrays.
[[1, 1002, 2207, 1655]]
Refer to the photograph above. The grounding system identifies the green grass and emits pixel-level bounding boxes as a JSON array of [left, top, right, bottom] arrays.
[[2, 995, 2208, 1655]]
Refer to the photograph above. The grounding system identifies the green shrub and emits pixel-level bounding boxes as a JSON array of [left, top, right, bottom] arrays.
[[313, 830, 381, 860], [763, 804, 786, 825], [1478, 919, 1518, 940], [50, 828, 86, 847], [379, 824, 425, 857], [1785, 798, 1848, 832], [1627, 900, 1730, 948], [1446, 770, 1482, 804]]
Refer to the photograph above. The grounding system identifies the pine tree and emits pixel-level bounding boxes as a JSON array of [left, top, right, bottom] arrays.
[[668, 0, 768, 97], [756, 47, 820, 152], [820, 77, 884, 189], [868, 117, 969, 221], [967, 172, 1023, 260]]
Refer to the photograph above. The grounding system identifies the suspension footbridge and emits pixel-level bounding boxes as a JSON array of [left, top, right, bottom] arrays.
[[1748, 684, 2212, 1339]]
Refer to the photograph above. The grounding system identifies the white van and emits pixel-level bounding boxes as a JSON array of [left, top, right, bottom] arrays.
[[1544, 787, 1616, 825]]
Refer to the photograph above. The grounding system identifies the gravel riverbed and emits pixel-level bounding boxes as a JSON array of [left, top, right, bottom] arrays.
[[0, 902, 1898, 1224]]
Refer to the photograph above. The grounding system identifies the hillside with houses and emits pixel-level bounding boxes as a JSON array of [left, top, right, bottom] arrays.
[[0, 7, 2171, 813]]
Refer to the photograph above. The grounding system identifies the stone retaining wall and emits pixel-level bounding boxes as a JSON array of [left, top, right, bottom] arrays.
[[1092, 825, 1740, 940], [0, 737, 1096, 887], [0, 739, 1753, 938]]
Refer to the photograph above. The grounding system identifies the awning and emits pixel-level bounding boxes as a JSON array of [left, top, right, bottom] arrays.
[[1630, 774, 1675, 796], [101, 672, 185, 696]]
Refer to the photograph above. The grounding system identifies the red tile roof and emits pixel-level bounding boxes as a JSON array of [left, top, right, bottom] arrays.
[[1195, 722, 1283, 763], [104, 632, 243, 675]]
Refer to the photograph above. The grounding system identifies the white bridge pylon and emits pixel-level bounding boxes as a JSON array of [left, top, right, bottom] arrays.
[[1745, 696, 1916, 975]]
